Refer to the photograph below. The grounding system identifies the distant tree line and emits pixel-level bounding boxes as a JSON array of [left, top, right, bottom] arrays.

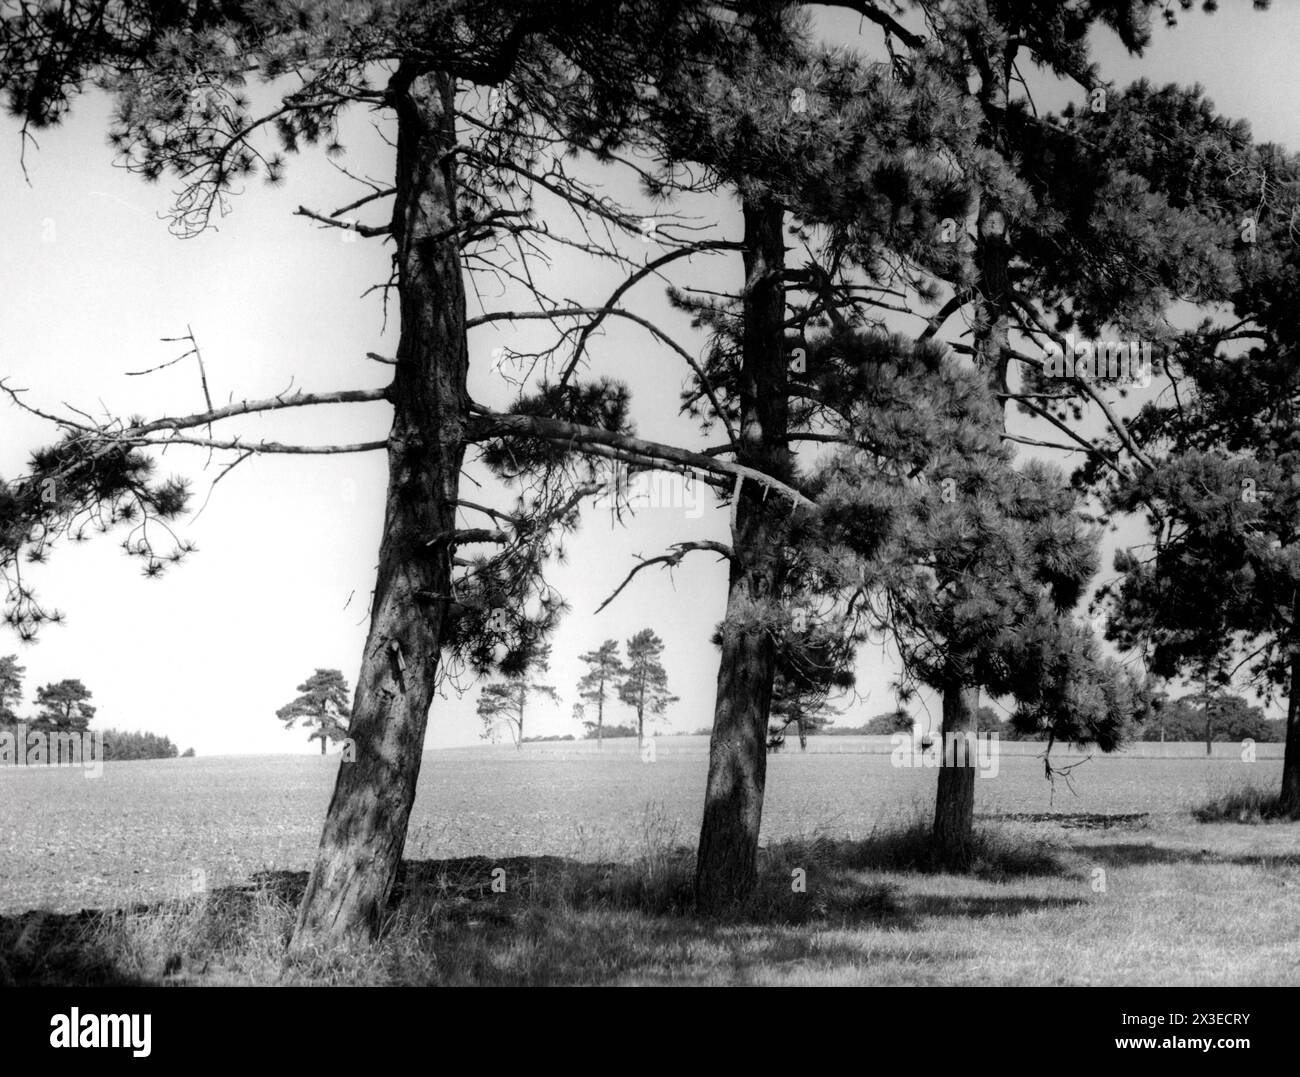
[[99, 729, 181, 761], [771, 697, 1285, 749], [0, 656, 192, 759]]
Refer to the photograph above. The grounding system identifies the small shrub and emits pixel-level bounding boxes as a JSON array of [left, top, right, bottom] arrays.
[[1192, 785, 1286, 824]]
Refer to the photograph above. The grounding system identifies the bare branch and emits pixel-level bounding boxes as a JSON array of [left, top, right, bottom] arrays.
[[453, 528, 507, 544], [294, 205, 391, 237], [133, 434, 386, 454], [918, 289, 972, 343], [332, 187, 397, 217], [557, 241, 745, 388], [596, 540, 732, 614], [470, 304, 738, 446]]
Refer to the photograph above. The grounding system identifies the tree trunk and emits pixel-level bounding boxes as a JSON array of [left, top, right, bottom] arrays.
[[291, 67, 467, 950], [695, 195, 790, 912], [933, 682, 980, 870], [1281, 641, 1300, 817], [798, 717, 807, 751], [319, 736, 326, 756]]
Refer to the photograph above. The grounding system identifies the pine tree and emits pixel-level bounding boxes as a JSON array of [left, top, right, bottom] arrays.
[[0, 1, 802, 944], [1064, 82, 1300, 815], [33, 679, 95, 733], [0, 655, 23, 726], [477, 645, 557, 749], [624, 7, 978, 911], [790, 325, 1147, 866], [618, 0, 1231, 908], [575, 640, 624, 747], [276, 669, 352, 754], [767, 682, 839, 752], [618, 630, 677, 747]]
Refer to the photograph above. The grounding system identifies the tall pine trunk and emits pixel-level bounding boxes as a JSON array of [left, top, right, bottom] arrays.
[[695, 196, 789, 912], [930, 50, 1010, 872], [933, 682, 980, 870], [1281, 625, 1300, 817], [291, 67, 467, 949]]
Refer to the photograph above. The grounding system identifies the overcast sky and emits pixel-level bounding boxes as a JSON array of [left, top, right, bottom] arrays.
[[2, 4, 1296, 755]]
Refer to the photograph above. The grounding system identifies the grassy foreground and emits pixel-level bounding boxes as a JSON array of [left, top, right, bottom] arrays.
[[3, 802, 1297, 986]]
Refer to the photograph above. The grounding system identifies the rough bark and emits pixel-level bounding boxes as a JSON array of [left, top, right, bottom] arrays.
[[291, 67, 466, 949], [1282, 637, 1300, 817], [694, 195, 790, 912], [933, 682, 980, 870]]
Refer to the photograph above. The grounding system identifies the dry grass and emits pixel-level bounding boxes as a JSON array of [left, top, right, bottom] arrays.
[[3, 802, 1296, 986], [1192, 782, 1290, 823]]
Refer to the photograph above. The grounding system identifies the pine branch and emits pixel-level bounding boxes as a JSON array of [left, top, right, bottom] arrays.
[[294, 205, 390, 237], [467, 409, 813, 508], [1008, 292, 1156, 472], [331, 187, 397, 217], [822, 1, 926, 50], [470, 304, 738, 446], [556, 241, 746, 390], [132, 434, 386, 455], [918, 289, 973, 343], [454, 528, 507, 544], [596, 541, 732, 614]]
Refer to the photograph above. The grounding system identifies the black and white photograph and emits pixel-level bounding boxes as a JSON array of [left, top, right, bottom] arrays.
[[0, 0, 1296, 1037]]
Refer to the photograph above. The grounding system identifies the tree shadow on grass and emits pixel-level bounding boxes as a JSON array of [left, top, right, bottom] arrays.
[[979, 811, 1153, 831], [1070, 842, 1300, 870], [0, 834, 1087, 986], [0, 908, 153, 986]]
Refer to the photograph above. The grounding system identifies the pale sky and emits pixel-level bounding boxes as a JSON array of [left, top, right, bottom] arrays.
[[1, 4, 1295, 754]]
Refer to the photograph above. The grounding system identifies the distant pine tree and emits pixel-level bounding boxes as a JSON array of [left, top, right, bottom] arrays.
[[477, 646, 557, 750], [276, 669, 351, 755], [0, 655, 23, 726], [33, 679, 95, 733], [619, 630, 678, 747], [575, 640, 625, 747]]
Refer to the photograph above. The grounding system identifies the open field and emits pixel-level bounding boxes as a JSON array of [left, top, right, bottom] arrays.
[[1, 738, 1297, 985]]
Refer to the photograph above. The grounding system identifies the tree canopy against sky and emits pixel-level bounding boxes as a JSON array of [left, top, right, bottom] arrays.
[[2, 3, 1296, 760], [2, 0, 1296, 926], [33, 677, 95, 732], [0, 0, 823, 943]]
